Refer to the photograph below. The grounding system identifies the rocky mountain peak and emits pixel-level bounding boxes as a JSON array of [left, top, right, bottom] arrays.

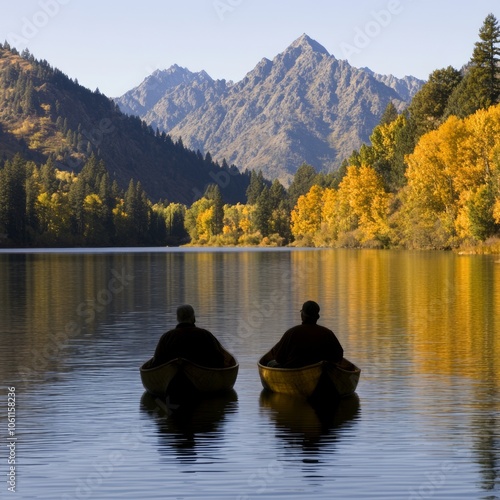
[[115, 35, 424, 185], [288, 33, 331, 57]]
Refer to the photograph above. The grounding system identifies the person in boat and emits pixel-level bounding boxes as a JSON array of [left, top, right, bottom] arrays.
[[267, 300, 344, 368], [150, 304, 226, 368]]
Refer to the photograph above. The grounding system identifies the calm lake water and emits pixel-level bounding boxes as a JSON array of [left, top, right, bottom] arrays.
[[0, 248, 499, 499]]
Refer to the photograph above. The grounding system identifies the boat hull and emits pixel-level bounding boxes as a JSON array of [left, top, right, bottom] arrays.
[[140, 348, 239, 398], [258, 351, 360, 399]]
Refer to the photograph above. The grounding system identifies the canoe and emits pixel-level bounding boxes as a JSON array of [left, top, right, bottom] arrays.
[[140, 347, 239, 399], [257, 350, 360, 399]]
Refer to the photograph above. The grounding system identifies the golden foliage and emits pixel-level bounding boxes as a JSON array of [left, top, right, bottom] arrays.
[[405, 104, 500, 245]]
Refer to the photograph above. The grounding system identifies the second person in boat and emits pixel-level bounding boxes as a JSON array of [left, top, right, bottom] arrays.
[[267, 300, 344, 368]]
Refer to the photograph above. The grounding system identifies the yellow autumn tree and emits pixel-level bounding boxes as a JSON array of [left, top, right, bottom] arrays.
[[196, 206, 214, 242], [337, 165, 391, 243], [404, 116, 467, 247], [320, 187, 338, 243], [405, 105, 500, 246], [184, 197, 212, 242], [290, 185, 324, 243], [83, 193, 107, 244], [36, 192, 71, 239]]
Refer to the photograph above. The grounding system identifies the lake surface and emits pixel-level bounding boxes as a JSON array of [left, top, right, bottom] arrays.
[[0, 248, 499, 499]]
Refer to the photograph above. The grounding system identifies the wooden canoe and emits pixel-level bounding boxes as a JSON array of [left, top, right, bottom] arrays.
[[140, 347, 238, 398], [258, 351, 360, 399]]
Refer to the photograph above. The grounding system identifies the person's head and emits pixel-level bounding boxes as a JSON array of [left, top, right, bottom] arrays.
[[300, 300, 320, 324], [176, 304, 196, 324]]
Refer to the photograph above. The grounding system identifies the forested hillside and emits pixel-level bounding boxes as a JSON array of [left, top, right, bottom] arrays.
[[0, 43, 250, 205]]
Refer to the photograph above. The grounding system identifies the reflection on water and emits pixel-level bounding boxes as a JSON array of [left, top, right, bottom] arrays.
[[0, 248, 499, 499], [259, 390, 360, 443], [140, 390, 239, 464]]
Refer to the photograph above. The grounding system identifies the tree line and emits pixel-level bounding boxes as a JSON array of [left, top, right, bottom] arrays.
[[1, 14, 499, 250]]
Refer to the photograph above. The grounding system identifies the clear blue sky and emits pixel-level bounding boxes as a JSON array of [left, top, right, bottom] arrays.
[[1, 0, 499, 97]]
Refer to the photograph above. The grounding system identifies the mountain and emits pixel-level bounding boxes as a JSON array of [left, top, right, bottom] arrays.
[[115, 65, 230, 133], [362, 68, 423, 102], [116, 34, 424, 185], [0, 45, 250, 204]]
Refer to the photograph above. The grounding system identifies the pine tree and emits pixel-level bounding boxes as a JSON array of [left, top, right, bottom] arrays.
[[444, 14, 500, 118], [379, 102, 399, 126], [268, 179, 286, 211], [287, 163, 318, 210], [68, 176, 88, 238], [40, 158, 58, 195], [254, 186, 272, 238], [246, 170, 266, 204], [409, 66, 462, 135], [204, 184, 224, 235], [0, 155, 28, 243], [470, 13, 500, 105]]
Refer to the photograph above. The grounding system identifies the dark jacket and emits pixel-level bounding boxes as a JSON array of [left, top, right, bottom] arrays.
[[151, 323, 226, 368], [270, 321, 344, 368]]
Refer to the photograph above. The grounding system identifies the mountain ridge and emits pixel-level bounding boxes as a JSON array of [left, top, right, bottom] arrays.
[[115, 34, 424, 185]]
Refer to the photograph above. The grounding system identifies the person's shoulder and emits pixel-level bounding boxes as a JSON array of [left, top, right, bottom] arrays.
[[193, 326, 216, 336], [283, 324, 303, 335], [157, 328, 175, 342], [315, 324, 335, 334]]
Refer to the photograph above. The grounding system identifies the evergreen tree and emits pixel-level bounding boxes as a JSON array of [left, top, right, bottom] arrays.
[[444, 70, 488, 118], [246, 170, 266, 204], [40, 158, 58, 195], [470, 13, 500, 105], [408, 66, 462, 135], [25, 162, 40, 240], [444, 14, 500, 118], [268, 180, 291, 242], [0, 155, 28, 243], [79, 154, 106, 192], [254, 186, 272, 237], [98, 173, 115, 240], [379, 102, 399, 126], [204, 184, 224, 235], [287, 163, 318, 209], [68, 176, 88, 238], [124, 180, 150, 244], [22, 80, 37, 115], [268, 179, 286, 211]]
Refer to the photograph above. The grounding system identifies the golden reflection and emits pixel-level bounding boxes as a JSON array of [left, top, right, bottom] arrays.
[[288, 250, 500, 386], [0, 252, 138, 384], [1, 249, 499, 388]]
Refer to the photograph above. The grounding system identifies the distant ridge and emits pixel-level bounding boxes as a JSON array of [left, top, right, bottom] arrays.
[[115, 34, 424, 185]]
